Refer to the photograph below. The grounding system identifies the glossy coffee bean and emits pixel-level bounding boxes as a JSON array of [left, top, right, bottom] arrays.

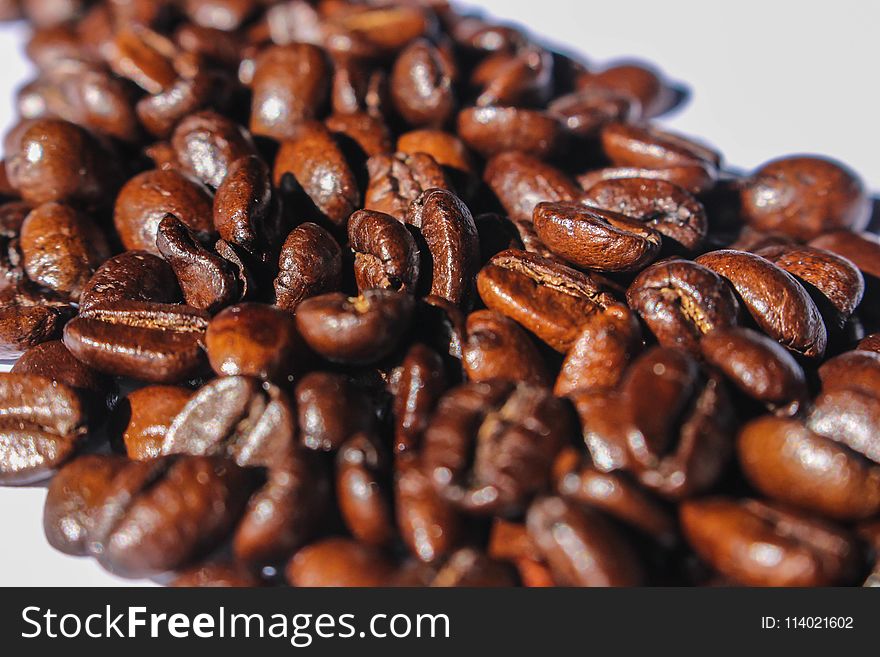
[[137, 68, 230, 139], [741, 156, 869, 241], [274, 222, 342, 311], [819, 350, 880, 396], [392, 343, 448, 454], [114, 169, 215, 255], [472, 45, 553, 108], [463, 309, 549, 385], [681, 498, 858, 587], [336, 433, 395, 546], [738, 416, 880, 521], [348, 209, 420, 294], [601, 122, 720, 171], [548, 87, 637, 138], [533, 201, 662, 272], [364, 151, 449, 222], [809, 230, 880, 281], [458, 106, 561, 159], [807, 388, 880, 465], [213, 155, 278, 261], [577, 62, 673, 118], [0, 373, 86, 485], [397, 130, 474, 174], [627, 259, 740, 354], [286, 537, 395, 587], [325, 112, 392, 158], [395, 455, 460, 563], [430, 548, 516, 587], [170, 561, 263, 588], [117, 385, 193, 460], [858, 333, 880, 354], [171, 110, 257, 189], [476, 249, 618, 352], [295, 290, 415, 364], [577, 164, 715, 196], [0, 292, 74, 358], [696, 250, 827, 358], [11, 339, 110, 399], [79, 250, 180, 312], [391, 39, 456, 128], [484, 151, 579, 221], [295, 372, 374, 453]]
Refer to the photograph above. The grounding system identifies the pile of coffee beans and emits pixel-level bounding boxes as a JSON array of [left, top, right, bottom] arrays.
[[1, 0, 879, 587]]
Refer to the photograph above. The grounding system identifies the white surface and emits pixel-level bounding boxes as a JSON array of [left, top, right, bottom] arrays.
[[1, 0, 878, 587]]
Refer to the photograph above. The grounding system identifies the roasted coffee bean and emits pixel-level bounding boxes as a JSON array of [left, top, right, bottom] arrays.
[[171, 110, 257, 189], [11, 339, 110, 399], [696, 250, 827, 358], [700, 327, 807, 415], [756, 244, 865, 322], [296, 371, 373, 452], [286, 537, 396, 587], [430, 548, 516, 587], [0, 373, 87, 485], [397, 129, 474, 174], [64, 301, 209, 383], [323, 4, 430, 58], [336, 433, 395, 546], [392, 343, 447, 454], [364, 151, 449, 222], [626, 259, 740, 354], [79, 250, 180, 312], [555, 303, 641, 396], [477, 249, 618, 352], [182, 0, 256, 30], [4, 118, 116, 206], [548, 88, 637, 138], [114, 169, 215, 255], [325, 112, 392, 158], [577, 164, 715, 196], [250, 43, 329, 140], [533, 201, 662, 272], [105, 26, 179, 95], [0, 290, 75, 358], [807, 388, 880, 465], [526, 496, 644, 586], [88, 455, 252, 578], [422, 380, 572, 514], [405, 188, 480, 306], [19, 202, 110, 301], [741, 156, 870, 241], [858, 333, 880, 354], [580, 177, 708, 251], [171, 561, 263, 587], [116, 385, 193, 460], [273, 121, 360, 228], [43, 455, 128, 556], [819, 350, 880, 396], [577, 62, 673, 118], [680, 498, 858, 586], [484, 151, 579, 221], [206, 303, 305, 382], [457, 106, 561, 159], [463, 309, 550, 385], [273, 222, 342, 311], [391, 38, 455, 128], [809, 230, 880, 281], [601, 122, 720, 172], [137, 68, 231, 139], [296, 290, 414, 364], [395, 455, 460, 562], [213, 155, 278, 262], [348, 209, 420, 294], [473, 45, 553, 108], [738, 416, 880, 521], [329, 55, 389, 118]]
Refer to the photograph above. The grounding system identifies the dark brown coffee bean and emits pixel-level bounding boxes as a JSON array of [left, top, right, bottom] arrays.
[[476, 249, 618, 352], [0, 292, 74, 358], [577, 62, 673, 118], [756, 244, 865, 321], [324, 5, 430, 58], [273, 122, 360, 228], [395, 455, 460, 563], [484, 151, 579, 221], [156, 214, 240, 312], [601, 121, 721, 171], [580, 177, 708, 251], [273, 222, 342, 311], [114, 169, 215, 255], [63, 301, 209, 383], [19, 202, 110, 300], [701, 327, 807, 415], [391, 38, 455, 128], [577, 165, 715, 196], [859, 333, 880, 354], [463, 309, 549, 385], [296, 289, 415, 364], [11, 339, 110, 399], [457, 106, 561, 159], [392, 343, 447, 454], [286, 537, 396, 587], [626, 259, 740, 354], [741, 156, 869, 241], [171, 110, 257, 189], [325, 112, 392, 158], [170, 561, 263, 587], [548, 88, 637, 138], [206, 303, 305, 381], [79, 250, 180, 312], [4, 118, 116, 206], [117, 385, 193, 460], [555, 304, 641, 396], [807, 388, 880, 465], [182, 0, 256, 30], [820, 350, 880, 396], [809, 230, 880, 281], [526, 496, 644, 586], [680, 498, 858, 586], [405, 188, 480, 306], [105, 26, 178, 95], [422, 380, 572, 514], [329, 55, 389, 118], [397, 130, 474, 174], [250, 44, 329, 140], [430, 547, 516, 587], [43, 455, 128, 556], [295, 372, 374, 452], [336, 433, 395, 546], [213, 155, 278, 262], [696, 250, 827, 358], [348, 209, 420, 294], [739, 416, 880, 521], [88, 455, 252, 578], [0, 373, 86, 485], [137, 68, 231, 139], [472, 44, 552, 108], [533, 201, 662, 272], [364, 151, 449, 222]]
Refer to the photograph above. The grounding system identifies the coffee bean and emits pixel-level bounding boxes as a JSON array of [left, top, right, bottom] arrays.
[[391, 39, 456, 128], [336, 433, 395, 546], [463, 309, 550, 385], [0, 291, 74, 358], [286, 537, 396, 587], [348, 209, 420, 294], [397, 130, 474, 174], [458, 106, 561, 159], [325, 112, 392, 158], [171, 110, 257, 189], [601, 122, 720, 171], [680, 498, 858, 586], [273, 222, 342, 311], [392, 343, 447, 454], [365, 151, 449, 222], [820, 350, 880, 396], [577, 164, 715, 195], [809, 230, 880, 280], [79, 250, 180, 312], [533, 201, 662, 271], [0, 373, 87, 485], [116, 385, 193, 460], [548, 88, 637, 138], [106, 26, 179, 95], [430, 547, 515, 587], [170, 561, 263, 587], [473, 45, 553, 108], [213, 155, 279, 262], [182, 0, 257, 31], [741, 156, 869, 241], [395, 455, 460, 563], [137, 68, 230, 139], [807, 388, 880, 465], [11, 339, 110, 398], [577, 62, 673, 118], [484, 151, 579, 221], [296, 371, 374, 453], [859, 333, 880, 354]]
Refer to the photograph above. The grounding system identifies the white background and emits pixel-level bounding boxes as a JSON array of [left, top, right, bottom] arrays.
[[1, 0, 878, 586]]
